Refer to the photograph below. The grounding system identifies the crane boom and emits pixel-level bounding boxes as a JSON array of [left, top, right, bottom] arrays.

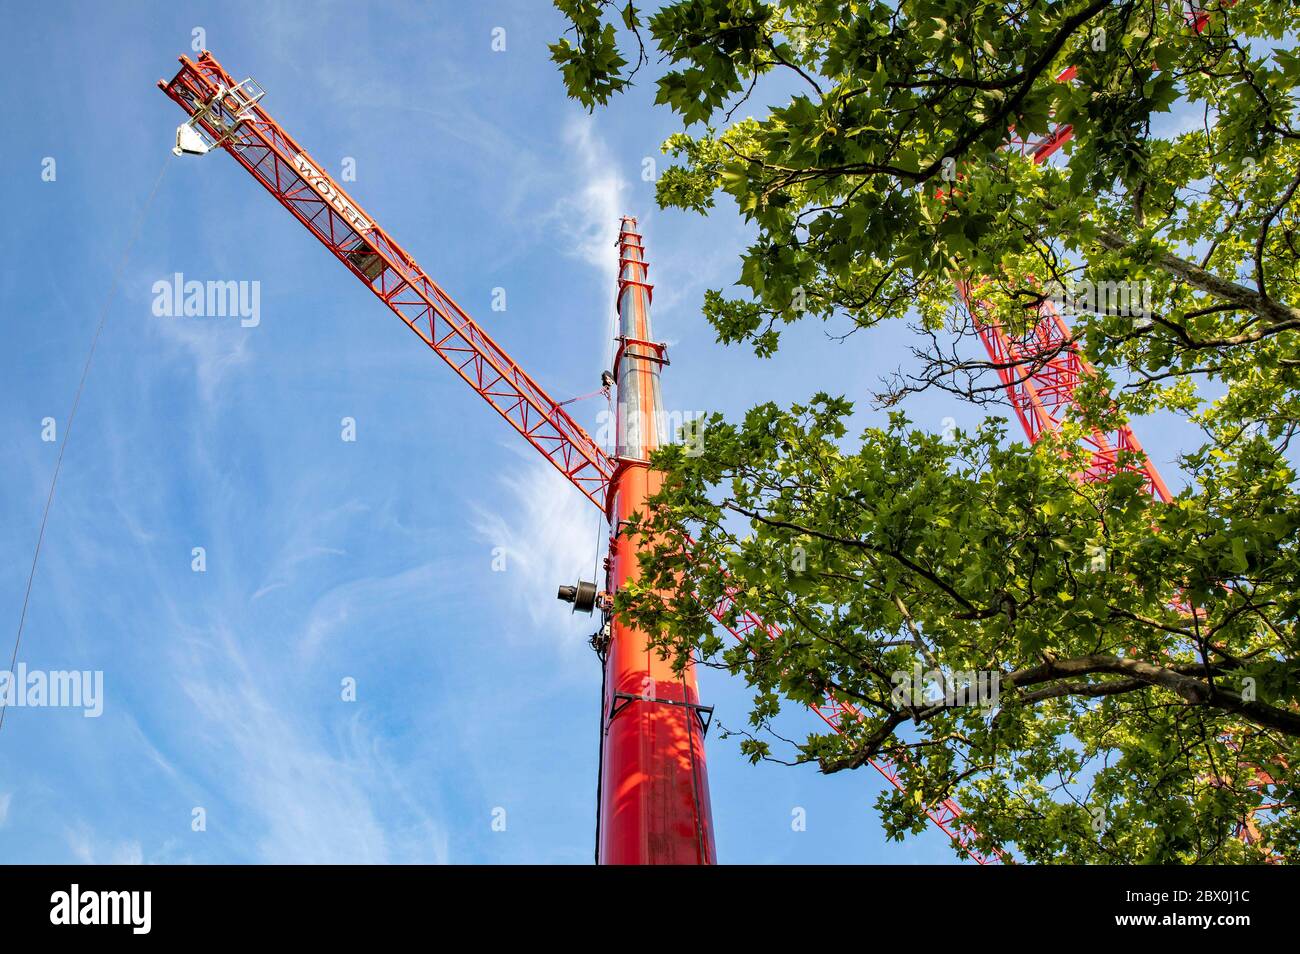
[[965, 286, 1173, 501], [159, 53, 615, 510], [704, 7, 1233, 864]]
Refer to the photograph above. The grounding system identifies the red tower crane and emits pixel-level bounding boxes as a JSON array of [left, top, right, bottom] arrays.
[[160, 12, 1257, 863], [160, 49, 1010, 864]]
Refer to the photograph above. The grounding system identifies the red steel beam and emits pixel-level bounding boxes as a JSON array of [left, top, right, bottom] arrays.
[[963, 286, 1173, 502], [699, 2, 1235, 864], [970, 6, 1228, 498], [958, 2, 1278, 858]]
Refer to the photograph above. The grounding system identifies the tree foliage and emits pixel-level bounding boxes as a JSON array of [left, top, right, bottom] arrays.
[[553, 0, 1300, 862]]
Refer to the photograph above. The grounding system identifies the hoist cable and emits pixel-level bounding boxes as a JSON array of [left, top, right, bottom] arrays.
[[1, 156, 172, 734]]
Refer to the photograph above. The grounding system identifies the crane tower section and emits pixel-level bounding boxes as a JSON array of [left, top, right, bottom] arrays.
[[599, 218, 717, 863]]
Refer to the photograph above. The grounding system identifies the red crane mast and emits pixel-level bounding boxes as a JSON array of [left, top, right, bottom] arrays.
[[598, 218, 716, 862]]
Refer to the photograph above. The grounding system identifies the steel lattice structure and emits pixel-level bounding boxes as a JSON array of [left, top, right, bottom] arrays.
[[965, 84, 1173, 501], [705, 589, 1001, 863]]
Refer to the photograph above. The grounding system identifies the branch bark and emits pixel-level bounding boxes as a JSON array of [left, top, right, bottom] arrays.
[[1095, 229, 1300, 326], [1005, 654, 1300, 736]]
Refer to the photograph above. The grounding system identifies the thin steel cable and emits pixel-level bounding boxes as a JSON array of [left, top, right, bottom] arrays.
[[591, 387, 613, 584], [591, 340, 616, 862], [1, 156, 172, 733]]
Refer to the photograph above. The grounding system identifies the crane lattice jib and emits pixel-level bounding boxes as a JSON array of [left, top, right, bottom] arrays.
[[713, 3, 1242, 864], [963, 27, 1232, 500], [960, 3, 1282, 858], [159, 53, 614, 511]]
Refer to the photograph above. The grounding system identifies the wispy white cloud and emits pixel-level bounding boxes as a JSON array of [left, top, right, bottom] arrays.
[[149, 316, 255, 406], [467, 117, 622, 645], [0, 792, 11, 827], [250, 581, 289, 601], [66, 826, 145, 865], [176, 622, 449, 864], [472, 448, 601, 639], [554, 116, 628, 292], [294, 560, 444, 662]]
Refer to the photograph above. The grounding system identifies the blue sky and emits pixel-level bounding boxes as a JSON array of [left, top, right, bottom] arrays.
[[0, 1, 1213, 864]]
